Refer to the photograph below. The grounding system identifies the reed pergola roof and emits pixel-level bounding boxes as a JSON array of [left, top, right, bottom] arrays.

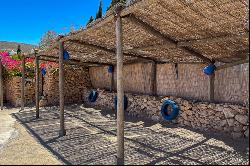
[[38, 0, 249, 65]]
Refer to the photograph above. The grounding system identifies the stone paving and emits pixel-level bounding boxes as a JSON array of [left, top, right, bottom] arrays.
[[13, 104, 249, 165]]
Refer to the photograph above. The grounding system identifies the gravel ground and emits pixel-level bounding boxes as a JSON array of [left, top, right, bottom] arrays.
[[0, 108, 18, 151], [9, 104, 250, 165], [0, 108, 62, 165]]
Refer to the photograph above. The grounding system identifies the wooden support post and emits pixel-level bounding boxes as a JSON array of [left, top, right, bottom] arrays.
[[0, 59, 3, 110], [41, 74, 44, 96], [115, 6, 124, 165], [21, 55, 25, 110], [35, 50, 40, 119], [110, 66, 114, 92], [209, 73, 215, 102], [152, 62, 157, 96], [59, 41, 66, 137]]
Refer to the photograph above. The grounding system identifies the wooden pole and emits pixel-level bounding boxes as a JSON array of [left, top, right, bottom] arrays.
[[0, 59, 3, 110], [110, 66, 114, 92], [59, 41, 66, 137], [35, 50, 40, 119], [41, 74, 44, 96], [209, 73, 215, 102], [21, 55, 25, 110], [115, 6, 124, 165], [152, 62, 157, 96]]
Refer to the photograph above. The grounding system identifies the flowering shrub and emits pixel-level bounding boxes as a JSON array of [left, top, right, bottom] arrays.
[[0, 51, 58, 78], [0, 52, 22, 77]]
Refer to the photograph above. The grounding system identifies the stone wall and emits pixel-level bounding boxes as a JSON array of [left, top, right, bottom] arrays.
[[4, 77, 35, 106], [40, 66, 92, 106], [84, 90, 249, 139]]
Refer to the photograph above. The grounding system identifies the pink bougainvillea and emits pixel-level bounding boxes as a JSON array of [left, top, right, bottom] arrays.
[[0, 52, 21, 71], [0, 51, 59, 78]]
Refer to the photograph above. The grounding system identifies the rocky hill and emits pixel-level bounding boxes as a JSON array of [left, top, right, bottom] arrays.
[[0, 41, 37, 53]]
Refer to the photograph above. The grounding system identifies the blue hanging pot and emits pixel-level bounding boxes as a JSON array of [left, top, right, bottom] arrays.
[[63, 49, 70, 60], [108, 65, 114, 73], [203, 64, 216, 75], [41, 68, 47, 76]]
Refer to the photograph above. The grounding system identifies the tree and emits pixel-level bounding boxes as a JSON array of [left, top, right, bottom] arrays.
[[106, 0, 126, 11], [39, 30, 58, 50], [86, 16, 94, 26], [95, 0, 103, 20]]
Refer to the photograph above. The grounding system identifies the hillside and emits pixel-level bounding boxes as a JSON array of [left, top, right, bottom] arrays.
[[0, 41, 37, 54]]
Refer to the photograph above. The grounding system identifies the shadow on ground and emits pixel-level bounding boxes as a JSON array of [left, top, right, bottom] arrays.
[[12, 104, 249, 165]]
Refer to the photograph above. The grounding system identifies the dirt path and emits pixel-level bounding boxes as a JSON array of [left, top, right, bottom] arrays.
[[0, 108, 63, 165]]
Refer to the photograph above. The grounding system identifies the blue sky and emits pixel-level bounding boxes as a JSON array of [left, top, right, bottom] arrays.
[[0, 0, 111, 45]]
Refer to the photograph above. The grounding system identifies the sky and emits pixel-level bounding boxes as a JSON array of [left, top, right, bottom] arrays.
[[0, 0, 112, 45]]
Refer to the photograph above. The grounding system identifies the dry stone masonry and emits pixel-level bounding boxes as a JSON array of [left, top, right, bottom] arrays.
[[85, 89, 249, 139], [4, 77, 35, 106], [40, 66, 92, 106]]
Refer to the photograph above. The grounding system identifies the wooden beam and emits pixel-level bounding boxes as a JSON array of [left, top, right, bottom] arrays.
[[124, 14, 212, 63], [115, 7, 125, 165], [59, 41, 66, 137], [39, 55, 82, 64], [0, 59, 3, 110], [68, 39, 156, 62], [178, 32, 249, 47], [39, 57, 111, 67], [35, 51, 40, 119], [216, 57, 249, 71], [124, 43, 170, 52], [21, 55, 25, 110]]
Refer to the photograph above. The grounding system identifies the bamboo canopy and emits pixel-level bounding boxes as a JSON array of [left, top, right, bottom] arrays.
[[38, 0, 249, 65]]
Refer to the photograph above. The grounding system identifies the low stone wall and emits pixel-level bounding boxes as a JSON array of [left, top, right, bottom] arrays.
[[84, 90, 249, 139], [4, 77, 35, 106], [3, 66, 92, 107], [40, 66, 92, 106]]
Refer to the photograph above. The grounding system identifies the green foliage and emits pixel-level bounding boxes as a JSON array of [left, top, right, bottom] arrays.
[[7, 68, 22, 77], [106, 0, 126, 11], [39, 30, 58, 50], [11, 54, 22, 60], [96, 0, 103, 20], [86, 16, 94, 26]]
